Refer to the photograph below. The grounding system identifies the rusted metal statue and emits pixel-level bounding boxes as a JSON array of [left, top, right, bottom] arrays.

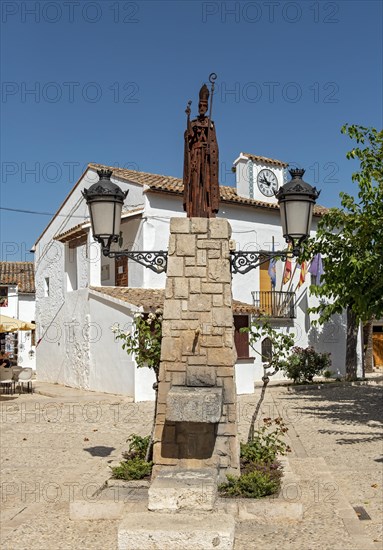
[[183, 73, 220, 218]]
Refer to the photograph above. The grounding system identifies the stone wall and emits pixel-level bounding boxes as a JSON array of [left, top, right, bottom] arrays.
[[153, 218, 240, 479]]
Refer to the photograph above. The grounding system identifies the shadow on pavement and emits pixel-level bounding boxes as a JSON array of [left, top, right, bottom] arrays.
[[83, 445, 116, 457], [277, 385, 382, 445]]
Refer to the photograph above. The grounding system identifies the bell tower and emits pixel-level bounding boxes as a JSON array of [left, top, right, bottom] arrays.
[[233, 152, 288, 204]]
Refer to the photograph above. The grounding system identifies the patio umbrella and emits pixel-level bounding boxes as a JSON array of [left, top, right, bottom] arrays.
[[0, 314, 35, 333]]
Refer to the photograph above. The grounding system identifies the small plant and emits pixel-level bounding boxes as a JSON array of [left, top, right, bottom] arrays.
[[240, 417, 291, 465], [279, 346, 331, 384], [219, 418, 290, 499], [122, 434, 151, 460], [219, 466, 281, 498], [323, 369, 333, 379], [110, 433, 153, 481], [112, 310, 162, 380], [111, 457, 153, 481]]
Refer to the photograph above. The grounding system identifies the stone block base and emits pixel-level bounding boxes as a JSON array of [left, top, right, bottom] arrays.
[[166, 386, 223, 423], [118, 512, 235, 550], [148, 467, 217, 511]]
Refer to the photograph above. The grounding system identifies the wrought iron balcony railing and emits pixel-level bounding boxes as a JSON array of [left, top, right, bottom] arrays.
[[251, 291, 296, 319]]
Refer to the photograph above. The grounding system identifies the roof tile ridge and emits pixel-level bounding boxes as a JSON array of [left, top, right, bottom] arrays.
[[88, 163, 182, 183]]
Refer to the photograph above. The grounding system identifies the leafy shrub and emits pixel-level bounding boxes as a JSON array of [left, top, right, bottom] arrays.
[[111, 433, 153, 481], [280, 346, 331, 383], [240, 417, 291, 465], [122, 434, 151, 461], [219, 464, 281, 498], [219, 418, 290, 498], [112, 310, 162, 379], [111, 457, 153, 481]]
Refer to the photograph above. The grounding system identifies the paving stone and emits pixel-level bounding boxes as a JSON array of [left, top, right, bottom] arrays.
[[2, 374, 381, 550], [70, 500, 125, 520]]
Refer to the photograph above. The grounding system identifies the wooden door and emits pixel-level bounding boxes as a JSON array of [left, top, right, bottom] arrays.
[[234, 315, 249, 359], [115, 257, 128, 287], [373, 332, 383, 367]]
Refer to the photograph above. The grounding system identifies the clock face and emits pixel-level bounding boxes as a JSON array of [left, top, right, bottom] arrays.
[[257, 169, 278, 197]]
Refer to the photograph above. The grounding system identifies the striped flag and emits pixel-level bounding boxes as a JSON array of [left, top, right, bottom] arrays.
[[282, 244, 292, 285], [298, 261, 307, 288]]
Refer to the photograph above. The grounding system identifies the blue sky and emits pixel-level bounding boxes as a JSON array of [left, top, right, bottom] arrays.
[[1, 0, 382, 260]]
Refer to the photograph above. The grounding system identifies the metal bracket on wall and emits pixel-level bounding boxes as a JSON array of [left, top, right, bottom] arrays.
[[230, 251, 288, 275], [106, 250, 168, 274]]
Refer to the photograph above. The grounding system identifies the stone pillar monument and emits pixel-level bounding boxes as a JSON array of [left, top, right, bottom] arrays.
[[152, 217, 240, 484], [118, 77, 237, 548]]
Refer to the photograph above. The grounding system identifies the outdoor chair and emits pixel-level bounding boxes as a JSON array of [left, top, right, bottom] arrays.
[[15, 368, 33, 394], [0, 367, 14, 394], [12, 367, 24, 392]]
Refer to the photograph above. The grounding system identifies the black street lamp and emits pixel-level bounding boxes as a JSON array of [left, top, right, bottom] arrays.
[[83, 168, 319, 275], [82, 169, 168, 273], [230, 168, 320, 274], [82, 169, 127, 255], [276, 168, 320, 255]]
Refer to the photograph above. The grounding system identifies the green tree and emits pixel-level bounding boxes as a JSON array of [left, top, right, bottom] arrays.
[[304, 125, 383, 380]]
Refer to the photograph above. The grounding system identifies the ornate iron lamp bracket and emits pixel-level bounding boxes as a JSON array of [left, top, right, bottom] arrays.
[[106, 249, 168, 274], [230, 250, 289, 275]]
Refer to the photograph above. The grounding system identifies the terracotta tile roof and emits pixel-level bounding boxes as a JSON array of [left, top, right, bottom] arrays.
[[232, 300, 260, 315], [240, 153, 288, 168], [0, 262, 35, 294], [53, 208, 144, 243], [90, 287, 164, 311], [54, 222, 90, 243], [89, 163, 326, 216], [121, 206, 145, 219], [90, 286, 259, 315]]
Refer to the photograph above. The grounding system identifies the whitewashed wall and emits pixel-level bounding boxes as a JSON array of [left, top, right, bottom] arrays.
[[145, 192, 357, 386], [35, 166, 361, 399], [35, 168, 145, 394]]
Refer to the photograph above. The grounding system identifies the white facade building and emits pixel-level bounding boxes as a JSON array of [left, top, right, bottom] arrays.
[[33, 154, 363, 400], [0, 262, 36, 369]]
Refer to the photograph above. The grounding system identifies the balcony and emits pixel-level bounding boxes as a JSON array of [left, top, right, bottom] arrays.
[[251, 291, 296, 319]]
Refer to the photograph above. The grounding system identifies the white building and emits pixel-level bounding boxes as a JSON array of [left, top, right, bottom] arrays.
[[0, 262, 36, 368], [33, 153, 363, 400]]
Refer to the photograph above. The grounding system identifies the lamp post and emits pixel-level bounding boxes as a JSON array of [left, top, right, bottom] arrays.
[[230, 168, 320, 274], [82, 169, 168, 273], [82, 169, 127, 255], [83, 168, 319, 275], [276, 168, 320, 255]]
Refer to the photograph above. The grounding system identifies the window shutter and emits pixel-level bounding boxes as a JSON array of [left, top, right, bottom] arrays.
[[234, 315, 250, 359]]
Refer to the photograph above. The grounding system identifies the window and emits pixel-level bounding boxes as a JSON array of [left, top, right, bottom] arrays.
[[115, 257, 128, 287], [261, 337, 273, 363], [234, 315, 250, 359], [0, 287, 8, 307], [44, 278, 50, 297]]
